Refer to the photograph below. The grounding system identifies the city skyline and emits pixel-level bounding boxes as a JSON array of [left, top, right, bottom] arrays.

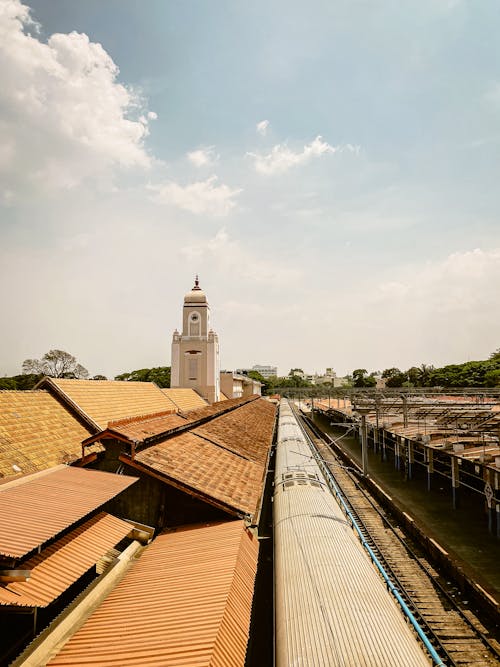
[[1, 0, 499, 379]]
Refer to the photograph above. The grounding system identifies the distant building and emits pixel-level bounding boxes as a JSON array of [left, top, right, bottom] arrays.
[[236, 364, 278, 379], [252, 364, 278, 379], [171, 277, 220, 403], [221, 371, 262, 399]]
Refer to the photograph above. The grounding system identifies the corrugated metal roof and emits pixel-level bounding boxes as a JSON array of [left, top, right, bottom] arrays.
[[0, 391, 95, 480], [48, 521, 258, 667], [0, 512, 132, 607], [160, 388, 208, 411], [133, 431, 265, 516], [41, 378, 178, 429], [0, 466, 137, 559]]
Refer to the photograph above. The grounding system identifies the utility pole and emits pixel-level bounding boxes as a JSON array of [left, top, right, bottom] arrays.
[[356, 406, 371, 477]]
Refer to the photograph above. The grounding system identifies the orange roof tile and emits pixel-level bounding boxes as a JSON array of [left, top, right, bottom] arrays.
[[48, 521, 258, 667], [161, 388, 208, 412], [194, 398, 276, 465], [40, 378, 178, 430], [106, 411, 188, 442], [0, 466, 137, 559], [179, 395, 256, 422], [0, 391, 94, 480], [84, 395, 259, 447], [0, 512, 132, 607], [133, 431, 266, 517]]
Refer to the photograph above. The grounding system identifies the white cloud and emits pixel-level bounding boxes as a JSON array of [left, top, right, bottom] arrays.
[[187, 146, 218, 168], [248, 136, 358, 175], [149, 176, 241, 216], [256, 119, 269, 136], [358, 247, 500, 367], [181, 228, 303, 285], [0, 0, 154, 196]]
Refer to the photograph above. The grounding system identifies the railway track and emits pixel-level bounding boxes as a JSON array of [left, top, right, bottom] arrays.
[[298, 410, 500, 667]]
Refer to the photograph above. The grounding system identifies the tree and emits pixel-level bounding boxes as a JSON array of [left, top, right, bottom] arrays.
[[382, 368, 407, 388], [489, 348, 500, 362], [114, 366, 171, 388], [352, 369, 376, 388], [245, 370, 270, 395], [416, 364, 434, 386], [22, 350, 88, 379], [485, 369, 500, 387]]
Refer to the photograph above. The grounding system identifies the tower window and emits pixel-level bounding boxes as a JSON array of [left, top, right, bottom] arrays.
[[189, 357, 198, 380], [188, 312, 201, 336]]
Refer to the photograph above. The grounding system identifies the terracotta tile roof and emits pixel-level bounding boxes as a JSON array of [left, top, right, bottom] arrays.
[[105, 411, 188, 443], [0, 512, 132, 607], [0, 391, 94, 480], [133, 431, 265, 517], [0, 466, 137, 559], [85, 395, 259, 447], [194, 398, 276, 465], [40, 378, 178, 430], [176, 395, 255, 423], [48, 521, 259, 667], [160, 387, 208, 412]]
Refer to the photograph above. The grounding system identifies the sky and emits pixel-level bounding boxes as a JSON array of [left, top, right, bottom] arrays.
[[0, 0, 499, 379]]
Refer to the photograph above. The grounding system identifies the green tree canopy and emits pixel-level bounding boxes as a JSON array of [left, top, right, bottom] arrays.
[[115, 366, 171, 388], [352, 369, 377, 388]]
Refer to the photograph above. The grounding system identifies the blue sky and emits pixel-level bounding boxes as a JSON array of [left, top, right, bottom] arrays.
[[1, 0, 499, 378]]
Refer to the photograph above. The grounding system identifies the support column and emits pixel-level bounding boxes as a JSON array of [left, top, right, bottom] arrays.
[[451, 456, 460, 510], [427, 447, 433, 491], [402, 395, 408, 429], [373, 426, 379, 454], [382, 428, 387, 462], [495, 472, 500, 539], [395, 438, 400, 471], [485, 469, 494, 534], [408, 440, 414, 480], [361, 414, 368, 477]]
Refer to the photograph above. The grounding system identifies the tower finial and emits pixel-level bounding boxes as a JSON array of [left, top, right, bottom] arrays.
[[193, 274, 200, 290]]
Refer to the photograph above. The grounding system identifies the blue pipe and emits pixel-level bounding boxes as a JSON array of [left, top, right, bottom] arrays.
[[309, 440, 446, 667]]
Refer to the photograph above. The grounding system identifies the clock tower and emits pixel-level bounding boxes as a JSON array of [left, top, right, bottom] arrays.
[[170, 277, 220, 403]]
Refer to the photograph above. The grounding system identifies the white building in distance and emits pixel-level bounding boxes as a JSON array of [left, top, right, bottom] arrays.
[[236, 364, 278, 379]]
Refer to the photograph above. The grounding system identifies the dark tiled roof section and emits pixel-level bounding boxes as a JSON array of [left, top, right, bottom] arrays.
[[86, 395, 259, 447], [106, 411, 187, 442], [194, 398, 276, 465], [134, 431, 265, 517]]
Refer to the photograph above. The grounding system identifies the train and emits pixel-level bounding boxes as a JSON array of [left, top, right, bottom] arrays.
[[273, 399, 433, 666]]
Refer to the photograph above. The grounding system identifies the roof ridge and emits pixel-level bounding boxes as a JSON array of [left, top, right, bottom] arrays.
[[108, 409, 180, 428]]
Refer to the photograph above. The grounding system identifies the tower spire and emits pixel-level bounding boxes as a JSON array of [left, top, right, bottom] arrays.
[[193, 274, 200, 290]]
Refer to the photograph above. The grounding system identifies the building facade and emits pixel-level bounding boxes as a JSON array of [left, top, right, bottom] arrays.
[[220, 372, 262, 399], [236, 365, 278, 379], [171, 278, 220, 403]]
